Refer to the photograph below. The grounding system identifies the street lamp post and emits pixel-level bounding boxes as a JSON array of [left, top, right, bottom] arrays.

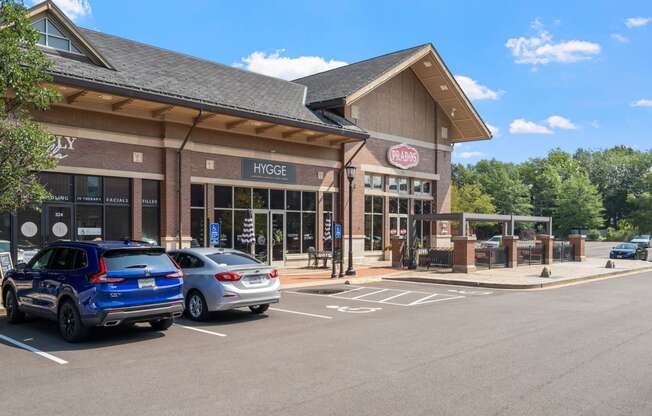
[[345, 164, 356, 276]]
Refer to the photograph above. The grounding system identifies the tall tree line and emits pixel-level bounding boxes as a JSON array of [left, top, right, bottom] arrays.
[[452, 147, 652, 237]]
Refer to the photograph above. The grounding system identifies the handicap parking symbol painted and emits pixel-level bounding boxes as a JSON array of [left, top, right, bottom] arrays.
[[326, 305, 382, 313]]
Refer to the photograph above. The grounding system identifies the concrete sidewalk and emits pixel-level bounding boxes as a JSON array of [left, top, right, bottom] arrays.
[[279, 266, 398, 289], [388, 257, 652, 289]]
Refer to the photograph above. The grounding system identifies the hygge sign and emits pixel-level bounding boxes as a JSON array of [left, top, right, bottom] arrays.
[[242, 158, 296, 184], [387, 143, 419, 170]]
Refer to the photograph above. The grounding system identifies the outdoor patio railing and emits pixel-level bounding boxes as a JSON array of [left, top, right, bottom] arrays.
[[475, 246, 508, 269], [553, 241, 575, 262]]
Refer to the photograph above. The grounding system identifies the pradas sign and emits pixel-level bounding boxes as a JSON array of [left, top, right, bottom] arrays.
[[387, 143, 419, 170]]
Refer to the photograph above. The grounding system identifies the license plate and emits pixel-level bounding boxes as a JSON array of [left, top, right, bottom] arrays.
[[138, 278, 156, 289], [247, 275, 264, 284]]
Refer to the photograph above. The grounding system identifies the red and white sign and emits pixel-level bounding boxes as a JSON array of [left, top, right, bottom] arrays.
[[387, 143, 419, 170]]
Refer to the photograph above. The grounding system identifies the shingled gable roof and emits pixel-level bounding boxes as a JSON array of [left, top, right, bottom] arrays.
[[27, 2, 367, 140], [294, 44, 430, 107], [294, 43, 493, 142]]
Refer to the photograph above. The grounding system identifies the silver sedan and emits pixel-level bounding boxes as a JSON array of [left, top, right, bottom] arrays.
[[169, 248, 281, 321]]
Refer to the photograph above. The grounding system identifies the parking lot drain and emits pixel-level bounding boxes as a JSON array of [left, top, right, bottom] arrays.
[[297, 288, 348, 295]]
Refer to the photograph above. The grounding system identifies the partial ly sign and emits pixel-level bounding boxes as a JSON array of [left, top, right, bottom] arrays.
[[49, 135, 77, 160], [387, 143, 419, 170], [241, 158, 296, 184]]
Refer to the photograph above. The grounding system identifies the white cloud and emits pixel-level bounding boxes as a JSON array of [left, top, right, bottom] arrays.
[[31, 0, 91, 21], [234, 50, 347, 80], [610, 33, 630, 43], [454, 75, 503, 101], [505, 20, 601, 65], [457, 151, 484, 160], [509, 119, 553, 135], [546, 115, 577, 130], [486, 123, 500, 137], [625, 17, 651, 28], [631, 99, 652, 107]]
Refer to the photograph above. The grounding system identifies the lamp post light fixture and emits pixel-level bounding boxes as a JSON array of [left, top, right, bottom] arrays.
[[345, 164, 356, 276]]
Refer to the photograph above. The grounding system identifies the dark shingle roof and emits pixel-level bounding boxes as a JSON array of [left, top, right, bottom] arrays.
[[46, 28, 366, 137], [294, 44, 429, 106]]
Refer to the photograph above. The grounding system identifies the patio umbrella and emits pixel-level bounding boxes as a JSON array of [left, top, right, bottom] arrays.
[[323, 215, 332, 242], [241, 210, 256, 254]]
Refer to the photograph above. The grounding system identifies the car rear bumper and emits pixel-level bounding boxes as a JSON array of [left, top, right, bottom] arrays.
[[211, 291, 281, 311], [84, 301, 185, 327]]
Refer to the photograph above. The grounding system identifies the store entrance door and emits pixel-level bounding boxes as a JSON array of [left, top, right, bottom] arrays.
[[270, 211, 285, 266], [45, 205, 73, 244]]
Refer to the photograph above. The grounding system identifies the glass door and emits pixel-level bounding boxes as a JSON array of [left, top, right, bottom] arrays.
[[270, 211, 285, 266], [253, 212, 268, 264], [46, 205, 72, 243]]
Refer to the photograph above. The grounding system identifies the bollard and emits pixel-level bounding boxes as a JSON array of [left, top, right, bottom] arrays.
[[540, 266, 552, 278], [605, 260, 616, 269]]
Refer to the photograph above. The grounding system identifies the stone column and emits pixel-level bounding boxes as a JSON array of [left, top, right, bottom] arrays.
[[452, 235, 476, 273], [503, 235, 519, 268], [536, 234, 554, 264], [568, 234, 586, 261]]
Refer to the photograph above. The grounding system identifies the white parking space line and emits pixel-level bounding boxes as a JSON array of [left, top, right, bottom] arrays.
[[174, 324, 227, 337], [0, 334, 68, 365], [410, 294, 465, 306], [334, 287, 365, 296], [378, 291, 411, 303], [351, 289, 388, 300], [269, 307, 333, 320]]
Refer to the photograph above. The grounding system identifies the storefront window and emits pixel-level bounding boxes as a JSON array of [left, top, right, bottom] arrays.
[[233, 210, 249, 252], [286, 191, 300, 211], [215, 186, 233, 208], [270, 189, 284, 210], [104, 177, 130, 205], [234, 187, 251, 209], [302, 192, 316, 211], [364, 174, 383, 190], [388, 177, 397, 193], [302, 213, 315, 252], [76, 205, 102, 241], [18, 207, 41, 258], [364, 195, 383, 251], [142, 180, 160, 245], [323, 192, 334, 251], [41, 173, 73, 202], [253, 188, 268, 209], [76, 176, 103, 203], [398, 178, 408, 193], [214, 209, 232, 247], [286, 212, 301, 253], [190, 184, 205, 246], [0, 213, 11, 257], [105, 206, 130, 240]]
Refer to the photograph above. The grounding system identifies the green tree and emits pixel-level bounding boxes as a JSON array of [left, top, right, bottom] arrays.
[[0, 0, 60, 210], [451, 183, 496, 213], [474, 160, 532, 215], [627, 173, 652, 233], [554, 174, 604, 236], [574, 147, 652, 228]]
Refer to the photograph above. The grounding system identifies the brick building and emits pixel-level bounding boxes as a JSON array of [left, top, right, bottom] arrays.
[[2, 1, 491, 266]]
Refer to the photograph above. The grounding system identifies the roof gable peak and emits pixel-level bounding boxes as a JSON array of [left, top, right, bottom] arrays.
[[27, 0, 113, 69]]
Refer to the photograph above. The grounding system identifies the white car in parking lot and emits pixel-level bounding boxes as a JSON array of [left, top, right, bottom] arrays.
[[169, 248, 281, 321]]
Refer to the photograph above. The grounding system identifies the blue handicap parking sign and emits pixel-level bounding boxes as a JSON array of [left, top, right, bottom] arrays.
[[334, 223, 343, 240], [209, 223, 220, 245]]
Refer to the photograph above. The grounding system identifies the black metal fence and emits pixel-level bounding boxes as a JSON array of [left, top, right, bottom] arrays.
[[553, 241, 574, 262], [517, 244, 543, 266], [475, 246, 508, 268], [417, 248, 454, 268]]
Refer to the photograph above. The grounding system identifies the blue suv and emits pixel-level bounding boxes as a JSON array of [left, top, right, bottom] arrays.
[[1, 241, 184, 342]]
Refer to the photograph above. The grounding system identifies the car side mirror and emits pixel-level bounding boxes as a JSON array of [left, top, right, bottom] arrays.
[[15, 262, 27, 271]]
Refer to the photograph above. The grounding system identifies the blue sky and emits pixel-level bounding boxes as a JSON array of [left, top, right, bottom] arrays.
[[41, 0, 651, 164]]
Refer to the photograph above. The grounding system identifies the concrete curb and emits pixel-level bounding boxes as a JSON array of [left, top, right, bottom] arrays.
[[384, 266, 652, 290]]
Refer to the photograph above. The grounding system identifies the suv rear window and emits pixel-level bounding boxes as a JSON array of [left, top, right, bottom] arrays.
[[207, 252, 260, 266], [103, 248, 175, 271]]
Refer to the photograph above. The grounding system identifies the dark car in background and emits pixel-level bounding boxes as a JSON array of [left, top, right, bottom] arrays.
[[609, 243, 648, 261], [1, 241, 184, 342]]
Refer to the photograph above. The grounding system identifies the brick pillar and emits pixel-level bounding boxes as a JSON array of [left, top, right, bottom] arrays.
[[503, 235, 519, 268], [536, 234, 554, 264], [568, 234, 586, 261], [131, 178, 142, 240], [452, 235, 476, 273]]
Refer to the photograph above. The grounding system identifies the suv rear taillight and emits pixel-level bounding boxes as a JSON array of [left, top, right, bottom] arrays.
[[88, 258, 125, 284], [215, 271, 242, 282], [268, 269, 278, 278]]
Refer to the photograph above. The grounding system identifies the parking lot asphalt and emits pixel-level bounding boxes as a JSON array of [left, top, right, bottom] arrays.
[[3, 273, 652, 416]]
